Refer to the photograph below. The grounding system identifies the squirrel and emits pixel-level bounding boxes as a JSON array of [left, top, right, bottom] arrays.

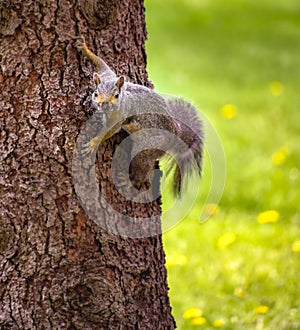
[[75, 36, 204, 198]]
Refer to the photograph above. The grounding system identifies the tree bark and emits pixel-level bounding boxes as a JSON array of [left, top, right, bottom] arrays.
[[0, 1, 175, 329]]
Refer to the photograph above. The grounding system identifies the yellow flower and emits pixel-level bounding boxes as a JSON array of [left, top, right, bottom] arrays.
[[203, 203, 220, 216], [234, 288, 245, 297], [213, 319, 224, 327], [269, 81, 283, 96], [272, 151, 286, 165], [166, 253, 188, 269], [183, 307, 203, 319], [254, 305, 269, 314], [191, 317, 207, 326], [272, 146, 289, 166], [257, 210, 280, 224], [217, 232, 236, 249], [292, 240, 300, 252], [220, 104, 237, 119]]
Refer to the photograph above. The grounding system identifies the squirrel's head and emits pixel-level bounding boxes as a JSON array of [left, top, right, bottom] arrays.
[[92, 73, 125, 111]]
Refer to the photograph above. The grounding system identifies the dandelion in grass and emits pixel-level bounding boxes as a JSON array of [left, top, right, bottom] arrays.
[[213, 319, 225, 327], [203, 203, 220, 216], [166, 253, 188, 269], [234, 287, 245, 297], [292, 240, 300, 253], [220, 104, 237, 119], [191, 316, 207, 326], [272, 146, 289, 166], [254, 305, 269, 314], [183, 307, 203, 319], [269, 81, 283, 96], [217, 232, 236, 249], [257, 210, 279, 224]]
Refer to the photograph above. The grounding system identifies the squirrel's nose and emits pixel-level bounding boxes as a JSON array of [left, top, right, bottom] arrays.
[[101, 101, 110, 111]]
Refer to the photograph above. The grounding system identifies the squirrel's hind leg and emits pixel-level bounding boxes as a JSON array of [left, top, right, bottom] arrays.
[[74, 35, 116, 76]]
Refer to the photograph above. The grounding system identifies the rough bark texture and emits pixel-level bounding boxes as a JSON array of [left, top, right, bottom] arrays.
[[0, 1, 175, 329]]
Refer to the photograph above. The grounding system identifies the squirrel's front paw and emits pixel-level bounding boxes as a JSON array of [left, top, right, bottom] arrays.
[[81, 138, 99, 156]]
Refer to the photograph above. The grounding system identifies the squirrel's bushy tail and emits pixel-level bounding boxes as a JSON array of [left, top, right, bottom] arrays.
[[166, 98, 204, 197]]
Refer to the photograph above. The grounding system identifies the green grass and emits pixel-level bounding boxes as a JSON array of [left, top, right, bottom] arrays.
[[144, 0, 300, 329]]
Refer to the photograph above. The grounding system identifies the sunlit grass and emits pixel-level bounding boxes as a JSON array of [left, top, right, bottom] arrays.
[[145, 0, 300, 328]]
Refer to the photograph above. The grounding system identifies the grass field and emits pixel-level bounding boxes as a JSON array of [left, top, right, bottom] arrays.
[[144, 0, 300, 329]]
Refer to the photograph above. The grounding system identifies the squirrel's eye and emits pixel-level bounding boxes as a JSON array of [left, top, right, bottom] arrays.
[[115, 93, 119, 99], [94, 91, 98, 97]]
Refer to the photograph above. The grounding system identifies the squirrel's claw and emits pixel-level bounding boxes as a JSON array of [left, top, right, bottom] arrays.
[[74, 35, 86, 51], [81, 136, 101, 157], [81, 141, 95, 157], [80, 142, 93, 157]]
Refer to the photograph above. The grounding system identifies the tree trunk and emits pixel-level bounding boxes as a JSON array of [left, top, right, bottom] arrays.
[[0, 1, 175, 329]]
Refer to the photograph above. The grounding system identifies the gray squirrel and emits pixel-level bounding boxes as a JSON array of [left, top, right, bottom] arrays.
[[75, 36, 204, 197]]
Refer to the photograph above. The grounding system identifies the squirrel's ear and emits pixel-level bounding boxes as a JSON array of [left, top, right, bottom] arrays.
[[93, 73, 101, 86], [116, 76, 125, 90]]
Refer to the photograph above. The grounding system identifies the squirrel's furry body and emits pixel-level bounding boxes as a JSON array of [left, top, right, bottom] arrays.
[[76, 36, 204, 197]]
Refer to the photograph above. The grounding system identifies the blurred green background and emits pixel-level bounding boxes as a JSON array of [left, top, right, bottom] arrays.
[[144, 0, 300, 329]]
